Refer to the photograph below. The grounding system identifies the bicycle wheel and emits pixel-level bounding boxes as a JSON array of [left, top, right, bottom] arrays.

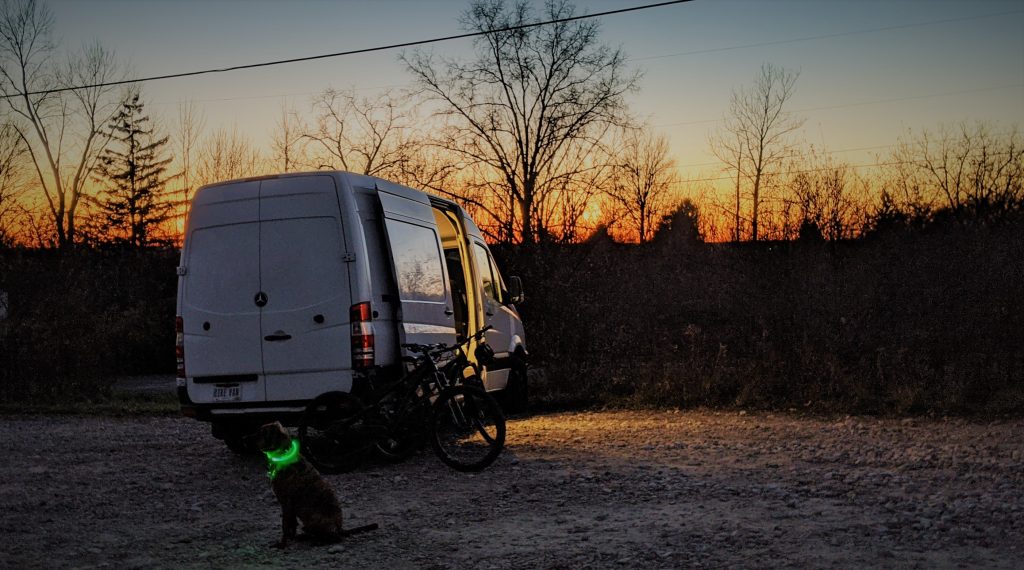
[[430, 385, 506, 472], [298, 392, 373, 473]]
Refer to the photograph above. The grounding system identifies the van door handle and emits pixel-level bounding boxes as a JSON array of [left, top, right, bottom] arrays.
[[444, 308, 455, 316], [264, 333, 292, 342]]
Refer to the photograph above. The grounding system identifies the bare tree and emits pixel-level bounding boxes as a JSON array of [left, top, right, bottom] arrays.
[[910, 123, 1022, 220], [195, 126, 264, 187], [0, 0, 125, 247], [271, 101, 305, 173], [174, 99, 205, 225], [540, 133, 616, 243], [605, 128, 678, 244], [709, 129, 746, 242], [303, 87, 417, 178], [785, 149, 864, 241], [877, 123, 1024, 227], [396, 147, 462, 198], [403, 0, 638, 244], [0, 121, 25, 246], [716, 63, 804, 241]]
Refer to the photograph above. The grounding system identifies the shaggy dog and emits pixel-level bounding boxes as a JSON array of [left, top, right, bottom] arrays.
[[252, 422, 377, 547]]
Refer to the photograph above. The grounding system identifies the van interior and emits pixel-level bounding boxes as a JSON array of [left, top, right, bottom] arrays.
[[432, 206, 472, 341]]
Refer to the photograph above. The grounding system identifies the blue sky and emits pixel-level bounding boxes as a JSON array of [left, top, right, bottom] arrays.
[[51, 0, 1024, 185]]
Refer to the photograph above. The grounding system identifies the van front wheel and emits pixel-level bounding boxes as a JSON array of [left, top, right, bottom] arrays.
[[502, 364, 529, 415]]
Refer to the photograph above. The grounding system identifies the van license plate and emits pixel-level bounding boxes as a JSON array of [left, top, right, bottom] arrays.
[[213, 386, 241, 402]]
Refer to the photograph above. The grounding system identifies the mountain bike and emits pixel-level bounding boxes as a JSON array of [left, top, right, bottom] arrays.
[[298, 326, 505, 473]]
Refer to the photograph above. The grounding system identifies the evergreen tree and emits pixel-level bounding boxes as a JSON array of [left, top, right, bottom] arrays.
[[93, 92, 174, 248]]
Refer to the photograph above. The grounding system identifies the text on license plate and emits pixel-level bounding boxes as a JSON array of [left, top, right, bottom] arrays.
[[213, 385, 241, 402]]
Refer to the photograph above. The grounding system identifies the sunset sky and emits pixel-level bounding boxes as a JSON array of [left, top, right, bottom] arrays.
[[50, 0, 1023, 188]]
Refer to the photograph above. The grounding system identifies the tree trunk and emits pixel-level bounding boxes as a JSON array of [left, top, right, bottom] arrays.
[[519, 195, 534, 245], [752, 170, 762, 241], [734, 164, 742, 242]]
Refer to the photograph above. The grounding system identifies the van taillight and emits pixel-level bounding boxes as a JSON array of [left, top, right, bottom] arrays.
[[175, 316, 186, 379], [350, 302, 375, 369]]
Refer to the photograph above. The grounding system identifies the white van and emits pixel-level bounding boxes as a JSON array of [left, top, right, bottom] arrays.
[[175, 171, 527, 450]]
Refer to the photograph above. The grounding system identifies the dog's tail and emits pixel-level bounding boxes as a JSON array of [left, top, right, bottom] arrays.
[[341, 523, 379, 536]]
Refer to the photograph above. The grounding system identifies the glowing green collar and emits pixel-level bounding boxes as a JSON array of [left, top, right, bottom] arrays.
[[264, 439, 301, 480]]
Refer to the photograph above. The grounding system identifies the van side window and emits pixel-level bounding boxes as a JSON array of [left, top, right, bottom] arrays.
[[386, 220, 447, 303], [473, 242, 501, 304]]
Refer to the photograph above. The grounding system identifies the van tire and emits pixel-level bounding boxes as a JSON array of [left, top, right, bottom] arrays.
[[224, 436, 254, 455], [298, 392, 370, 473], [213, 422, 258, 455], [502, 364, 529, 415]]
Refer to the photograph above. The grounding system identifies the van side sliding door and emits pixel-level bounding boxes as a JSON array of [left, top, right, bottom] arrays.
[[375, 181, 458, 348]]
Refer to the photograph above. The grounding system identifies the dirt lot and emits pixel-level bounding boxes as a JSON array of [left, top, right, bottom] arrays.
[[1, 410, 1022, 569]]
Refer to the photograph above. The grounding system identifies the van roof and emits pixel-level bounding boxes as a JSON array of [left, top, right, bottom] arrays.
[[195, 170, 464, 214]]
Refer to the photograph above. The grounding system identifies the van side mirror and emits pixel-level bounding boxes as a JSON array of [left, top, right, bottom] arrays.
[[507, 276, 525, 305]]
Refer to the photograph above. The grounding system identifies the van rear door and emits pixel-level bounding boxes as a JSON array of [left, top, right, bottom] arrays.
[[181, 175, 354, 405], [259, 176, 354, 401], [375, 180, 457, 347], [180, 180, 266, 399]]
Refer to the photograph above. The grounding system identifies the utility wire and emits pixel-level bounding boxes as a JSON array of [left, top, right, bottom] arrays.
[[3, 0, 693, 100], [656, 83, 1024, 128], [682, 150, 1022, 185], [142, 8, 1021, 108], [678, 129, 1022, 169], [632, 9, 1023, 62]]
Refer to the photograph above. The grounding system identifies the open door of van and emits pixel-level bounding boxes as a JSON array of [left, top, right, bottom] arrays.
[[375, 180, 458, 348]]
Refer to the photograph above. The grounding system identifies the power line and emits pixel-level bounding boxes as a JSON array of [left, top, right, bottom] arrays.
[[3, 0, 693, 100], [655, 83, 1024, 128], [143, 8, 1023, 110], [632, 9, 1024, 62], [682, 150, 1021, 185], [678, 130, 1022, 170], [678, 144, 896, 169]]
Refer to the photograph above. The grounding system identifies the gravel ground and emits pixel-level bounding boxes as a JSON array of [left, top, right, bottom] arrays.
[[1, 410, 1021, 569]]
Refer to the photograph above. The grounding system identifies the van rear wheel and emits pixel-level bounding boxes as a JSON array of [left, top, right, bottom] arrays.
[[298, 392, 372, 473], [213, 422, 258, 455]]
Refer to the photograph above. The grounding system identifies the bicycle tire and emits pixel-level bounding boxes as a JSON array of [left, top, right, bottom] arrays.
[[430, 385, 506, 472], [297, 392, 373, 473]]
